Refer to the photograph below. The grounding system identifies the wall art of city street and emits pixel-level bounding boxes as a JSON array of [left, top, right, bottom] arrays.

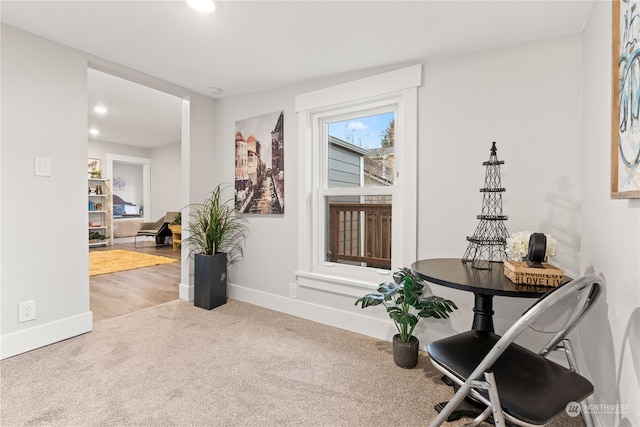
[[235, 111, 284, 214]]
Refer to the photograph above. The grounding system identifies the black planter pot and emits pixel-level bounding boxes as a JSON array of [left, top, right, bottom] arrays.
[[392, 334, 419, 369], [194, 252, 228, 310]]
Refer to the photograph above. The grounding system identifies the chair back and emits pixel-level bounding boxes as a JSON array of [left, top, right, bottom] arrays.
[[528, 275, 602, 356], [466, 275, 603, 381], [163, 212, 179, 224]]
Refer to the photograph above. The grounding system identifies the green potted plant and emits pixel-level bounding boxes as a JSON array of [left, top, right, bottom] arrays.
[[183, 184, 249, 310], [168, 213, 182, 251], [170, 212, 181, 225], [355, 267, 457, 368]]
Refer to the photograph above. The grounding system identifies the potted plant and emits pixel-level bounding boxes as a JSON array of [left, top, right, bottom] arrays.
[[183, 184, 249, 310], [170, 212, 181, 226], [355, 267, 457, 368], [168, 213, 182, 251]]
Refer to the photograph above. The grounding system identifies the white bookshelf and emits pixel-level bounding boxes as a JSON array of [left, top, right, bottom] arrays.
[[88, 178, 112, 247]]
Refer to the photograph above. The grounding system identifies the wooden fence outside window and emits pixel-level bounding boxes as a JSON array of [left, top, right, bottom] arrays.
[[328, 203, 392, 269]]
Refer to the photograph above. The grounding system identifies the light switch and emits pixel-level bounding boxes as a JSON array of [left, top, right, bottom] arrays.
[[34, 157, 51, 177]]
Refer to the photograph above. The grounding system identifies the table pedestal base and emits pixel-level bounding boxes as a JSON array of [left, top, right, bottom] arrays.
[[471, 293, 495, 332]]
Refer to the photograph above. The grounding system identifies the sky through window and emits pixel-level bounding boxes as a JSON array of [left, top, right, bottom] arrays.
[[328, 111, 394, 149]]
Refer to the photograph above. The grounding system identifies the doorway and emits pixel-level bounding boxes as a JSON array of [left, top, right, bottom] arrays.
[[88, 67, 184, 321]]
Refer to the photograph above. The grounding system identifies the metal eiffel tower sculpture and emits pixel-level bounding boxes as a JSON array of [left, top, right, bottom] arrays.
[[462, 142, 509, 270]]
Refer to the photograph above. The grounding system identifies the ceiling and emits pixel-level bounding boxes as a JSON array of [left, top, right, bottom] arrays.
[[87, 69, 183, 148], [1, 0, 595, 148]]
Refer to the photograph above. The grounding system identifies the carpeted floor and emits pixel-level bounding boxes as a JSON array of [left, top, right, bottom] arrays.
[[89, 249, 177, 276], [0, 299, 586, 427]]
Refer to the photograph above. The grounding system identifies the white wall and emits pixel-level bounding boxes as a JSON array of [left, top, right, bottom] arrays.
[[419, 35, 584, 335], [88, 140, 150, 213], [150, 142, 181, 220], [88, 140, 183, 220], [218, 79, 403, 340], [112, 162, 143, 207], [0, 25, 214, 359], [89, 139, 150, 161], [216, 90, 298, 297], [223, 36, 584, 337], [180, 94, 217, 300], [3, 9, 638, 424], [582, 2, 640, 426], [0, 25, 93, 357], [219, 20, 638, 427]]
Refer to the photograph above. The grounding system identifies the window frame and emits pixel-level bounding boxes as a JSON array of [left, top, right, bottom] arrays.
[[317, 103, 397, 271], [295, 65, 421, 290]]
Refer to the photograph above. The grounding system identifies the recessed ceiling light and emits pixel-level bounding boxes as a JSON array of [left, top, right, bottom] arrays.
[[89, 128, 100, 136], [94, 105, 107, 115], [186, 0, 215, 13], [208, 87, 222, 95]]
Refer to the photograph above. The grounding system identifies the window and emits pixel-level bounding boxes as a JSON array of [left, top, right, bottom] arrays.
[[296, 65, 421, 287], [324, 109, 395, 270]]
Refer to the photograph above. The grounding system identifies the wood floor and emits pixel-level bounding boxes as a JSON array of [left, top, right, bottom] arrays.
[[90, 241, 181, 322]]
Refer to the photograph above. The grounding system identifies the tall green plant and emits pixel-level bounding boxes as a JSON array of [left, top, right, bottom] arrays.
[[355, 267, 457, 343], [183, 184, 249, 263]]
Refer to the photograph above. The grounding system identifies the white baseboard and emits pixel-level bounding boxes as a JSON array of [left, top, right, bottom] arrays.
[[113, 236, 136, 244], [228, 283, 456, 351], [1, 311, 93, 359], [229, 282, 397, 344], [179, 282, 193, 301]]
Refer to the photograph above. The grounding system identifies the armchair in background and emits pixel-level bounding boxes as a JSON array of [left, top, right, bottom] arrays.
[[134, 211, 179, 249]]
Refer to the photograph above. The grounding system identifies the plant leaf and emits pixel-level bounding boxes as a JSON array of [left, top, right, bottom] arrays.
[[376, 281, 401, 301], [354, 293, 385, 308], [416, 296, 458, 319], [387, 307, 418, 327], [354, 267, 459, 338]]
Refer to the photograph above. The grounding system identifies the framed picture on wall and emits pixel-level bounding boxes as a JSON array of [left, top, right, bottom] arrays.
[[612, 0, 640, 198], [234, 111, 284, 214], [88, 158, 101, 178], [113, 176, 126, 191]]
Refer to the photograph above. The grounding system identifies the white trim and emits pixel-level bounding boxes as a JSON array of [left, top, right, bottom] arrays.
[[228, 281, 450, 352], [295, 269, 381, 297], [180, 97, 191, 301], [105, 153, 151, 222], [398, 87, 418, 267], [105, 153, 152, 165], [179, 282, 193, 301], [295, 65, 421, 287], [295, 64, 422, 112], [321, 185, 395, 197], [229, 282, 395, 343], [297, 111, 313, 273], [1, 312, 93, 359]]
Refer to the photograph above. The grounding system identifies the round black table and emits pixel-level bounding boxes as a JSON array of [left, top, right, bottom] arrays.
[[410, 258, 572, 332], [411, 258, 573, 421]]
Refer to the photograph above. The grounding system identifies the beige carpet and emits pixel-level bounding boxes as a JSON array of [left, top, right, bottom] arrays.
[[0, 300, 586, 427], [89, 249, 177, 276]]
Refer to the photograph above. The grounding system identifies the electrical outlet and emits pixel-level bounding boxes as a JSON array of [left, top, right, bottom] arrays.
[[18, 301, 36, 322], [289, 283, 298, 299]]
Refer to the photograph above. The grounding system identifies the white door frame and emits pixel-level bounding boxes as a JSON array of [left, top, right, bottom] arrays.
[[105, 154, 151, 222]]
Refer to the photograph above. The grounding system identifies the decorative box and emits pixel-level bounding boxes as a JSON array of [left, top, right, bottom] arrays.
[[504, 260, 564, 287]]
